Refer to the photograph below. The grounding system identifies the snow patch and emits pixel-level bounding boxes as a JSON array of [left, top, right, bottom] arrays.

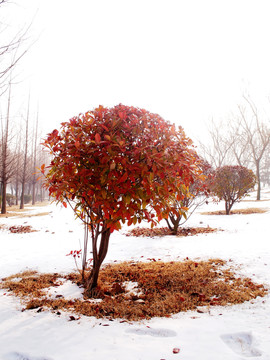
[[87, 298, 103, 304], [122, 281, 143, 297], [46, 279, 84, 300]]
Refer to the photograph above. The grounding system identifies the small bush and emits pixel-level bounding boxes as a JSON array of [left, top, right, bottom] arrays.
[[6, 194, 16, 206], [23, 194, 32, 204], [211, 166, 256, 214]]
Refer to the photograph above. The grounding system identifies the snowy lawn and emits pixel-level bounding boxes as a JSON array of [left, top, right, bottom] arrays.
[[0, 189, 269, 360]]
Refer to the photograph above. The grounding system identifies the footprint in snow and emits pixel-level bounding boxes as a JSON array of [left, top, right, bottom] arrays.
[[126, 327, 177, 337], [3, 352, 54, 360], [221, 332, 262, 357]]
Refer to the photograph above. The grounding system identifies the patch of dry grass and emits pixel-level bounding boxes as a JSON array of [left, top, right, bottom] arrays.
[[0, 202, 51, 218], [126, 226, 219, 237], [20, 212, 51, 218], [1, 260, 267, 321], [201, 208, 267, 216], [0, 225, 38, 233], [2, 271, 62, 297], [9, 225, 37, 233]]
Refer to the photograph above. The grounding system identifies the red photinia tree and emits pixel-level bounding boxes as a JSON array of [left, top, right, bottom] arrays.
[[211, 165, 256, 215], [42, 104, 199, 295], [165, 157, 213, 234]]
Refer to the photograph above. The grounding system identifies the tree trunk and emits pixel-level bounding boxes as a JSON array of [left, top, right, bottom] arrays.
[[32, 182, 36, 205], [1, 181, 7, 214], [87, 261, 102, 292], [166, 214, 180, 235], [256, 161, 261, 201], [85, 227, 111, 296], [20, 183, 25, 209], [32, 111, 38, 205], [20, 94, 30, 210], [15, 180, 19, 205], [1, 83, 11, 214], [225, 201, 231, 215]]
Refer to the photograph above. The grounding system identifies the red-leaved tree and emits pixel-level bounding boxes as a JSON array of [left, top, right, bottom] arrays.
[[211, 165, 256, 215], [42, 104, 199, 295]]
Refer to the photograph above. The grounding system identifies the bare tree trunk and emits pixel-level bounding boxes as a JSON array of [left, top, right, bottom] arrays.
[[1, 83, 11, 214], [20, 94, 30, 209], [15, 180, 19, 205], [225, 201, 230, 215], [256, 160, 261, 201], [1, 181, 7, 214], [165, 214, 181, 235], [85, 226, 111, 296], [32, 110, 38, 205]]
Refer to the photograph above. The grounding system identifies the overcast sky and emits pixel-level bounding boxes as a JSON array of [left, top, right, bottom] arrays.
[[2, 0, 270, 141]]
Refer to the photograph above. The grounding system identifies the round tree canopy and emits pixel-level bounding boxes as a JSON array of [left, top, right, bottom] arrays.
[[42, 104, 199, 231]]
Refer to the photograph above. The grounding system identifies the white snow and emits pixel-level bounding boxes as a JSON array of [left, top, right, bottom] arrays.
[[122, 282, 143, 298], [0, 189, 270, 360], [46, 279, 84, 300]]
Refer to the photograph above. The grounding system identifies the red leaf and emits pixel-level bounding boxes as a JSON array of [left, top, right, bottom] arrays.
[[101, 124, 109, 131], [95, 133, 101, 144], [119, 172, 128, 183], [118, 111, 126, 120]]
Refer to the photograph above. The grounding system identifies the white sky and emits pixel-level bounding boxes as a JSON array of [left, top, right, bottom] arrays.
[[2, 0, 270, 141]]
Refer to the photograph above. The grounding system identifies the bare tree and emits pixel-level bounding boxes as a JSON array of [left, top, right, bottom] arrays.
[[0, 3, 38, 211], [0, 1, 31, 92], [199, 119, 234, 168], [0, 82, 17, 213], [224, 115, 253, 168], [237, 96, 270, 200]]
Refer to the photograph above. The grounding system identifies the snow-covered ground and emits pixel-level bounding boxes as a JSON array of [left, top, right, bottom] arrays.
[[0, 189, 269, 360]]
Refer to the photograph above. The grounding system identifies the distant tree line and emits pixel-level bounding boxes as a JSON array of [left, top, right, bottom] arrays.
[[0, 0, 49, 214], [0, 83, 50, 214]]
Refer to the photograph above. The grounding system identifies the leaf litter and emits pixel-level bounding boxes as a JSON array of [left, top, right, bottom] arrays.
[[1, 259, 267, 321], [126, 226, 219, 238]]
